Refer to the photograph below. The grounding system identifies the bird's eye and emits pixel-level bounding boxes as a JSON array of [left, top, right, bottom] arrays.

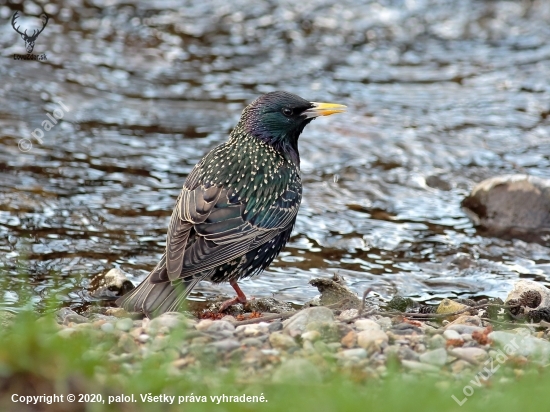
[[282, 108, 293, 117]]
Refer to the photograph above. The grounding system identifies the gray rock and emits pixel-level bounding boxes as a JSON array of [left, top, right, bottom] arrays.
[[241, 337, 263, 347], [305, 321, 340, 342], [55, 308, 80, 324], [489, 330, 550, 359], [115, 318, 134, 332], [505, 279, 550, 313], [146, 312, 187, 334], [267, 322, 283, 332], [269, 332, 297, 350], [209, 339, 241, 352], [401, 360, 439, 372], [354, 319, 381, 331], [446, 325, 485, 335], [419, 348, 447, 366], [357, 329, 388, 351], [428, 334, 447, 349], [206, 320, 235, 333], [309, 274, 362, 309], [443, 330, 462, 341], [462, 174, 550, 235], [272, 359, 322, 384], [283, 307, 334, 333], [244, 297, 293, 313], [100, 322, 115, 333], [450, 347, 488, 362], [339, 348, 368, 359]]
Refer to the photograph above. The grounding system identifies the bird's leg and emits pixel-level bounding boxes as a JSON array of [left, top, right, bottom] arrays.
[[219, 281, 247, 312]]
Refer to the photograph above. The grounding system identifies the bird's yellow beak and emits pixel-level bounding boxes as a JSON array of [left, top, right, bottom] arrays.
[[303, 102, 347, 119]]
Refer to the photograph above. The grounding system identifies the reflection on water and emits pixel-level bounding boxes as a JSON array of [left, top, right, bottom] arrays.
[[1, 0, 550, 311]]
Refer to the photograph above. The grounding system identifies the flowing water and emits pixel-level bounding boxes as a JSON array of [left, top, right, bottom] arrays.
[[1, 0, 550, 312]]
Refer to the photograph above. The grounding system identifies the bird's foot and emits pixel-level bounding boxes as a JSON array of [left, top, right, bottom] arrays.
[[219, 295, 247, 312], [219, 281, 248, 312]]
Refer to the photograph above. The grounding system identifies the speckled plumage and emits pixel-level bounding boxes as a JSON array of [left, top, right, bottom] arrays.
[[117, 91, 344, 317]]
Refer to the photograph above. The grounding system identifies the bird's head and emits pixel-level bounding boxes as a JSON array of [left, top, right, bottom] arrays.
[[239, 91, 346, 164]]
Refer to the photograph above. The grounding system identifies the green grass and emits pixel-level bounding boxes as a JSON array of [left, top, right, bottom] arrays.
[[1, 309, 550, 412]]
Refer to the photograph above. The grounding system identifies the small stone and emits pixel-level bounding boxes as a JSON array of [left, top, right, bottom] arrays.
[[357, 329, 388, 351], [267, 322, 283, 332], [147, 312, 187, 334], [340, 348, 367, 359], [101, 322, 115, 333], [236, 323, 269, 337], [118, 334, 138, 353], [489, 330, 550, 359], [207, 320, 235, 333], [305, 321, 340, 342], [428, 334, 447, 349], [57, 328, 76, 338], [301, 330, 321, 342], [209, 339, 240, 352], [450, 347, 488, 362], [341, 330, 357, 348], [115, 318, 133, 332], [446, 324, 485, 334], [451, 360, 470, 374], [282, 307, 334, 333], [195, 319, 213, 331], [436, 299, 469, 319], [401, 360, 439, 372], [419, 348, 447, 366], [443, 330, 462, 341], [105, 308, 130, 318], [269, 332, 297, 350], [354, 319, 381, 331], [272, 359, 321, 384], [138, 334, 150, 343], [241, 337, 263, 347], [64, 314, 90, 325], [338, 309, 359, 321]]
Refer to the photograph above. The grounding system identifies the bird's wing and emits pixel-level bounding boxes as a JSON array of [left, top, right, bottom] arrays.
[[152, 171, 301, 283]]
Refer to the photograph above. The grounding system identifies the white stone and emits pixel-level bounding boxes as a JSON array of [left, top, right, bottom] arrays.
[[354, 319, 381, 331]]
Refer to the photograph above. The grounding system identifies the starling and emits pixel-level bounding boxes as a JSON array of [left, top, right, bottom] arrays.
[[117, 91, 346, 317]]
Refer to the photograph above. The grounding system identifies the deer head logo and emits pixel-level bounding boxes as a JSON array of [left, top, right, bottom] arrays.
[[11, 11, 49, 54]]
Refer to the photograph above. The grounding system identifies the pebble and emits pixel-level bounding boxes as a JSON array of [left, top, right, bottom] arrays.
[[115, 318, 134, 332], [354, 319, 381, 331], [489, 330, 550, 359], [101, 322, 115, 333], [209, 339, 240, 352], [357, 329, 388, 351], [269, 332, 298, 349], [419, 348, 447, 366], [341, 330, 357, 348], [283, 307, 334, 333], [443, 330, 462, 341], [301, 330, 321, 342], [207, 320, 235, 333], [241, 337, 263, 347], [195, 319, 213, 331], [450, 347, 488, 362], [340, 348, 368, 359], [446, 324, 484, 334], [401, 360, 439, 372]]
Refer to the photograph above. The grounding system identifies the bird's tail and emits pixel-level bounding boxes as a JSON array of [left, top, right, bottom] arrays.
[[116, 276, 196, 318]]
